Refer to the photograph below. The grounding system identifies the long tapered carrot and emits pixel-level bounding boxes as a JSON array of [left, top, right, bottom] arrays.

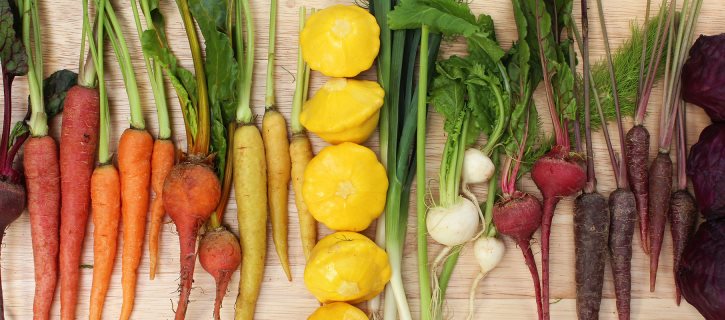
[[102, 3, 154, 318], [23, 136, 60, 320], [129, 0, 174, 280], [262, 0, 292, 280], [289, 7, 315, 259], [88, 165, 121, 320], [149, 139, 175, 279], [21, 1, 61, 317], [86, 3, 117, 317], [59, 22, 101, 318], [233, 1, 268, 318], [118, 128, 153, 319]]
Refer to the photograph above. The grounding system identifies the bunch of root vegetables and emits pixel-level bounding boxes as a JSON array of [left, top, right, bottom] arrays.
[[0, 0, 722, 319]]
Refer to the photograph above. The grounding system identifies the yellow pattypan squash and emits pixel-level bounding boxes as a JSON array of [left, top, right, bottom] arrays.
[[308, 302, 369, 320], [304, 232, 391, 304], [300, 78, 384, 145], [300, 5, 380, 77], [303, 142, 388, 231]]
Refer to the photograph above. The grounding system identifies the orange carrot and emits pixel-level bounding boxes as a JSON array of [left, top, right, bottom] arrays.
[[149, 139, 176, 279], [102, 3, 155, 318], [23, 136, 61, 320], [118, 128, 153, 320], [88, 164, 121, 320], [59, 84, 100, 320]]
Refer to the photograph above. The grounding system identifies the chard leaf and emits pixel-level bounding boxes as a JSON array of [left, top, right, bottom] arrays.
[[147, 0, 168, 44], [0, 0, 27, 77], [189, 0, 227, 34], [388, 0, 478, 35], [190, 0, 239, 178], [40, 69, 77, 118], [209, 105, 226, 177], [8, 120, 27, 150]]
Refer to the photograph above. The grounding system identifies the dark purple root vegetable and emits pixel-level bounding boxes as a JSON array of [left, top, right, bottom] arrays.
[[608, 188, 637, 320], [531, 145, 587, 319], [625, 125, 651, 255], [669, 190, 698, 305], [493, 191, 544, 320], [574, 192, 609, 320], [687, 123, 725, 218], [681, 34, 725, 122], [0, 180, 26, 318], [676, 218, 725, 320], [648, 152, 673, 292]]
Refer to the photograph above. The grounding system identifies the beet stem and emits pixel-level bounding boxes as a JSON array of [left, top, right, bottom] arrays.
[[541, 196, 559, 320], [517, 238, 544, 320], [636, 0, 672, 124], [0, 234, 4, 320], [0, 73, 13, 174]]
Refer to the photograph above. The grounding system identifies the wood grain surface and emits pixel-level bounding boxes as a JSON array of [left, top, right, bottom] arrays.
[[0, 0, 721, 319]]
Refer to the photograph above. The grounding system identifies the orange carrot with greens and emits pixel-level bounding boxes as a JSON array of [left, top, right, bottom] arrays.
[[86, 3, 121, 319], [102, 3, 154, 318], [130, 0, 176, 280], [59, 2, 102, 318], [20, 1, 76, 318]]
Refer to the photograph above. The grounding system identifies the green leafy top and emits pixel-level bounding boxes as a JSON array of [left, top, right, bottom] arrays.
[[389, 0, 510, 206], [517, 0, 577, 148], [131, 0, 171, 139], [143, 0, 243, 180]]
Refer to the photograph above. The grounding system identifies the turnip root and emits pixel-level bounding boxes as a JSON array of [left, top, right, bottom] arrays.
[[427, 196, 481, 247], [467, 236, 505, 320]]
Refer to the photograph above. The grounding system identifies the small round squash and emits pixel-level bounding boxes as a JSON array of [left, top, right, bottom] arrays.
[[300, 78, 384, 145], [302, 142, 388, 231], [304, 232, 391, 304], [300, 5, 380, 77], [307, 302, 369, 320]]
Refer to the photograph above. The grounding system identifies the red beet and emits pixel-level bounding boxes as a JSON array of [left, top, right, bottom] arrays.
[[0, 180, 25, 317], [531, 145, 587, 318], [199, 227, 241, 320], [493, 191, 544, 320]]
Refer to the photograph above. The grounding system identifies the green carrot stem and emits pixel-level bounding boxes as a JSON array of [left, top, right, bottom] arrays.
[[83, 0, 109, 163], [265, 0, 277, 111], [131, 0, 171, 139], [235, 0, 255, 124], [177, 0, 210, 154], [290, 7, 309, 134], [78, 0, 100, 88], [104, 2, 144, 130], [22, 0, 46, 137], [417, 24, 432, 320]]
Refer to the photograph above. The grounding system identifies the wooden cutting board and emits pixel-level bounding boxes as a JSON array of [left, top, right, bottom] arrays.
[[1, 0, 720, 319]]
